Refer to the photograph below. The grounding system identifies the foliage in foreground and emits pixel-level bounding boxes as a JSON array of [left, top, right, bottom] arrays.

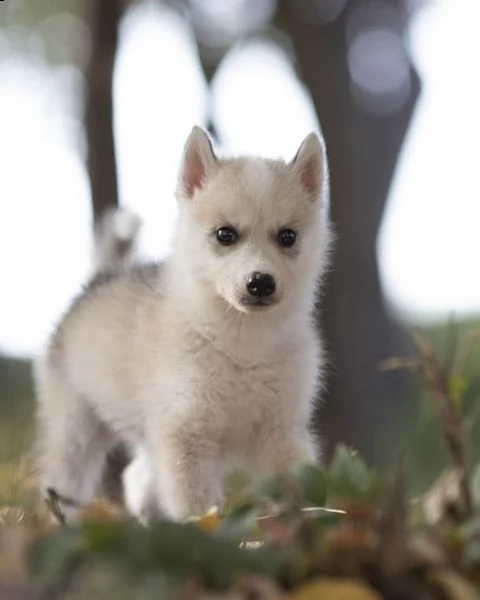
[[0, 329, 480, 599]]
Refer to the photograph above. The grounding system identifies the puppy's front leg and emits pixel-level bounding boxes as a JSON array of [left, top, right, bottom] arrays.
[[249, 420, 319, 475], [149, 430, 223, 521]]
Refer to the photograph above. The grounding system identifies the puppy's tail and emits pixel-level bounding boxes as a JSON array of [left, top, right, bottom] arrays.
[[93, 207, 141, 273]]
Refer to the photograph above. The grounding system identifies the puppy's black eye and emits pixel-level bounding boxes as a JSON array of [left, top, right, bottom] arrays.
[[216, 226, 238, 246], [278, 228, 296, 248]]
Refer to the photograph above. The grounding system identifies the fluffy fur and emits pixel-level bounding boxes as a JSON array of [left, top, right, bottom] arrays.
[[93, 207, 141, 272], [34, 127, 332, 524]]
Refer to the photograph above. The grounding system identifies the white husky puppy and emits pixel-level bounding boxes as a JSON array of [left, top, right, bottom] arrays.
[[35, 126, 332, 524]]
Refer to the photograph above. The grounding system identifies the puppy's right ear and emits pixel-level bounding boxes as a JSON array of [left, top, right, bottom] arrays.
[[178, 126, 218, 200], [289, 132, 326, 202]]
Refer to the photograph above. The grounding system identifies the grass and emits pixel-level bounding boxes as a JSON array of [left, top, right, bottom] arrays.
[[0, 355, 35, 507]]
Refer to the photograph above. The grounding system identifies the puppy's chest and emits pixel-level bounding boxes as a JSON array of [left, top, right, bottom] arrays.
[[195, 345, 289, 418]]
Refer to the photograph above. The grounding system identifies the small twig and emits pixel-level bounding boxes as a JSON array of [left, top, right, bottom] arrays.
[[378, 458, 407, 576], [256, 506, 346, 521], [44, 488, 83, 526], [380, 330, 474, 519], [444, 315, 459, 375], [379, 356, 423, 373], [411, 330, 473, 517]]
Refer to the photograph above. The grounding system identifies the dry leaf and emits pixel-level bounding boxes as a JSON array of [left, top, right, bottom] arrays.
[[408, 533, 449, 567], [290, 578, 382, 600], [188, 506, 222, 533], [0, 524, 41, 584], [421, 469, 464, 525], [429, 570, 480, 600], [80, 498, 127, 522], [0, 507, 25, 526]]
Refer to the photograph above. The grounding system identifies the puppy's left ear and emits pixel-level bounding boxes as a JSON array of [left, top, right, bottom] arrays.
[[178, 126, 218, 200], [290, 132, 326, 201]]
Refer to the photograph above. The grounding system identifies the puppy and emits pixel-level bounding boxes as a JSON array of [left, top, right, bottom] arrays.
[[35, 127, 332, 523]]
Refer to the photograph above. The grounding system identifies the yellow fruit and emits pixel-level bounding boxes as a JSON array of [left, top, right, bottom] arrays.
[[290, 578, 382, 600], [187, 506, 222, 533]]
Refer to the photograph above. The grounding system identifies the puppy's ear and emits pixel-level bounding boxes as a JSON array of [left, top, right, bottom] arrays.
[[178, 126, 218, 199], [290, 132, 326, 201]]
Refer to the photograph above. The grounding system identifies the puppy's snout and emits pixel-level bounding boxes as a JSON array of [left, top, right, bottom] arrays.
[[246, 272, 276, 298]]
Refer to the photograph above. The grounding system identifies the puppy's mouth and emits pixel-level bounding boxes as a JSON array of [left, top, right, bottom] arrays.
[[238, 295, 278, 310]]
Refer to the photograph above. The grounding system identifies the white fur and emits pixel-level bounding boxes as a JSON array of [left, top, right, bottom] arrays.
[[35, 127, 332, 523], [93, 208, 141, 272], [122, 447, 155, 525], [113, 210, 141, 241]]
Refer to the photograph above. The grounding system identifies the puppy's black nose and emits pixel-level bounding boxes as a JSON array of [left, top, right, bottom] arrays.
[[246, 272, 276, 298]]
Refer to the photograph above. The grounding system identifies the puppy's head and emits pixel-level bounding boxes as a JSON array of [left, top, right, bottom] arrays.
[[173, 127, 331, 314]]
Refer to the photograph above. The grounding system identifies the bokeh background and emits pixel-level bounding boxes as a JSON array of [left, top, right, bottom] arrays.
[[0, 0, 479, 497]]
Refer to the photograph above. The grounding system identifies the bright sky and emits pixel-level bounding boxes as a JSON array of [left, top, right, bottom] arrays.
[[378, 0, 480, 321], [0, 0, 479, 358]]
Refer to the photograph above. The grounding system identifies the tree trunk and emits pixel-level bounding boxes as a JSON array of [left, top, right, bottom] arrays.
[[84, 0, 124, 223], [83, 0, 128, 502], [276, 1, 420, 463]]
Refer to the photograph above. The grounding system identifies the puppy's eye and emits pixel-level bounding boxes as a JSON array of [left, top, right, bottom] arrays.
[[216, 226, 239, 246], [278, 228, 296, 248]]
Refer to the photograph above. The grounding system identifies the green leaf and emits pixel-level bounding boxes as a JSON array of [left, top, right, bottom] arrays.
[[142, 521, 282, 590], [248, 473, 285, 502], [83, 521, 130, 556], [144, 522, 212, 574], [290, 463, 327, 506], [326, 445, 380, 502], [448, 375, 467, 413], [29, 527, 83, 585], [219, 502, 260, 540], [27, 515, 285, 593], [203, 542, 284, 590]]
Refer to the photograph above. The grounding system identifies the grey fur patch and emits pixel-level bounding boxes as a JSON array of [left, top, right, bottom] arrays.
[[48, 262, 163, 369]]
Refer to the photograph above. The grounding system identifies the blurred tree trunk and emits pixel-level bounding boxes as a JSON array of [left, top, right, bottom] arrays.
[[185, 0, 420, 463], [276, 1, 420, 463], [83, 0, 129, 501], [84, 0, 124, 223]]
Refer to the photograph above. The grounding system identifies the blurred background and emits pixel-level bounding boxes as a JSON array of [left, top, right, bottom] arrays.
[[0, 0, 479, 497]]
